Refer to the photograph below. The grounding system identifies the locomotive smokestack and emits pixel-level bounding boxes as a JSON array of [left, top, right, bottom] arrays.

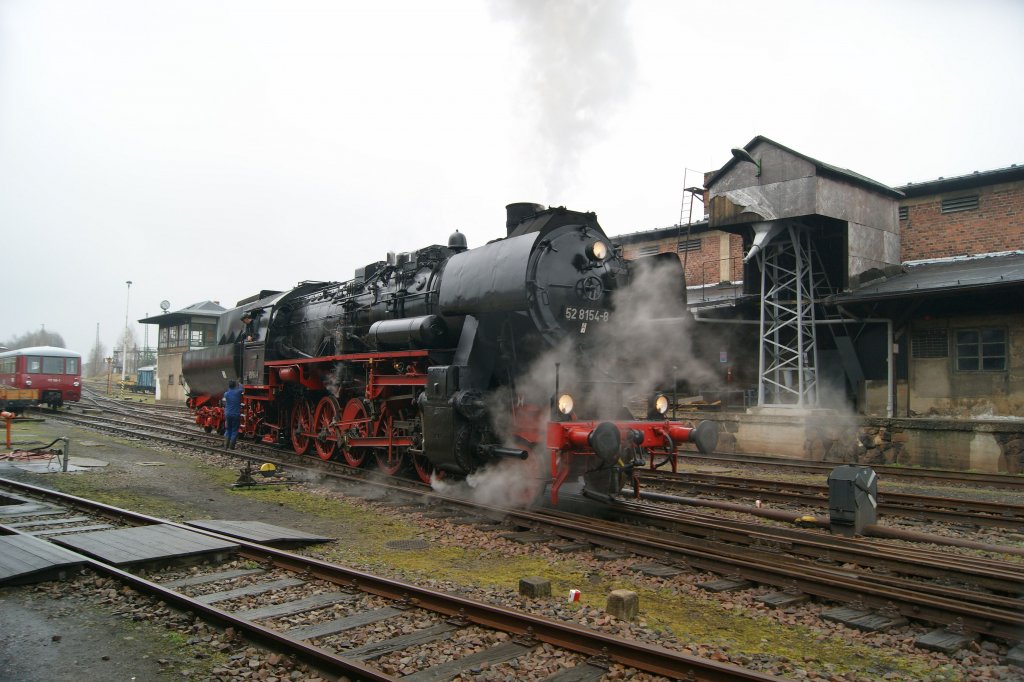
[[505, 202, 546, 236]]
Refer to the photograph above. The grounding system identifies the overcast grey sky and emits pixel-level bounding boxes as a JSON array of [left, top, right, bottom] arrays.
[[1, 0, 1022, 358]]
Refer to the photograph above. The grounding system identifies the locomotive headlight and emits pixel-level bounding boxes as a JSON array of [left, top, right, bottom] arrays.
[[586, 240, 609, 262], [557, 393, 575, 415], [654, 393, 670, 415]]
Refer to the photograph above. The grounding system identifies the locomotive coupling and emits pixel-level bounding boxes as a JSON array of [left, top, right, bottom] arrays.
[[563, 422, 622, 463]]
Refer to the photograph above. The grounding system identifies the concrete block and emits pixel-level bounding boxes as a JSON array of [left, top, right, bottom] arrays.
[[606, 589, 639, 621], [518, 576, 551, 599]]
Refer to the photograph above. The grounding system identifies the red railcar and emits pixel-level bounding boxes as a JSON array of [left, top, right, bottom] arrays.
[[0, 346, 82, 410]]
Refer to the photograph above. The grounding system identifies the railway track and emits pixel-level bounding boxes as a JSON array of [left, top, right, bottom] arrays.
[[682, 451, 1024, 490], [639, 468, 1024, 528], [0, 477, 783, 682], [32, 401, 1024, 643]]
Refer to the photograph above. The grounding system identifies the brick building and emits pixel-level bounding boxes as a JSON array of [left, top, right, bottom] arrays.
[[898, 165, 1024, 261], [613, 140, 1024, 471]]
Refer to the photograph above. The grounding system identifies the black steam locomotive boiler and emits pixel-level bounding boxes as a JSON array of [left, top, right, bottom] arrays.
[[183, 203, 717, 504]]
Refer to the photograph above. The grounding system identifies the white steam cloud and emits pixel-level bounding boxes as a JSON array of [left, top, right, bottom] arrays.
[[431, 256, 722, 508], [490, 0, 638, 197]]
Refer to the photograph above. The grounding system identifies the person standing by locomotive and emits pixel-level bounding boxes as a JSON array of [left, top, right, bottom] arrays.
[[223, 380, 243, 449]]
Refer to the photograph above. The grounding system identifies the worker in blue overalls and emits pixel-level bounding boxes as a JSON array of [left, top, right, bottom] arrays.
[[223, 380, 244, 449]]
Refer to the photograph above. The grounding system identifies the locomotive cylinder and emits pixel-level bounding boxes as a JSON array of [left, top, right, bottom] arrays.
[[367, 315, 449, 350]]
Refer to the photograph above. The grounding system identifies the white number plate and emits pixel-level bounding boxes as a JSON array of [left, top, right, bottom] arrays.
[[563, 307, 609, 323]]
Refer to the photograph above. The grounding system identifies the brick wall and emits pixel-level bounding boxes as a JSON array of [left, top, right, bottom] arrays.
[[900, 179, 1024, 261], [620, 230, 744, 286]]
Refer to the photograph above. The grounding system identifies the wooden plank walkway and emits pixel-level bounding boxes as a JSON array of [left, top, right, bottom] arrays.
[[185, 520, 333, 546], [50, 523, 239, 566], [0, 534, 86, 585]]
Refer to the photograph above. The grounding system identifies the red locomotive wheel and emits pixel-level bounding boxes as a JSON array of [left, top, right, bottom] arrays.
[[412, 453, 442, 485], [339, 398, 369, 468], [291, 399, 314, 455], [375, 412, 404, 476], [313, 396, 341, 460]]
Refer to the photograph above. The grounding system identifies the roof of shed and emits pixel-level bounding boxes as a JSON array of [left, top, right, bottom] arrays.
[[705, 135, 904, 199], [895, 164, 1024, 197], [138, 300, 226, 324], [831, 251, 1024, 304]]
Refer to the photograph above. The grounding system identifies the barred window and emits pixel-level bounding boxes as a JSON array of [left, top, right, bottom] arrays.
[[911, 329, 948, 359], [898, 206, 908, 220], [956, 328, 1006, 371]]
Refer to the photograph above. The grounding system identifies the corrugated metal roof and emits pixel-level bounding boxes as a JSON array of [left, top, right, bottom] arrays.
[[831, 251, 1024, 304]]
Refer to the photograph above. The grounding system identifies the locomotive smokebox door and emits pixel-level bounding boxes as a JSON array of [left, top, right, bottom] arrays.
[[827, 465, 877, 537]]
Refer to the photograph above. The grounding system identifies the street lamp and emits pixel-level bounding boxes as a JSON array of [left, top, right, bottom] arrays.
[[122, 280, 132, 381]]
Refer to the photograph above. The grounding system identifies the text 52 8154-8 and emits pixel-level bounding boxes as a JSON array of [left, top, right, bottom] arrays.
[[564, 306, 609, 322]]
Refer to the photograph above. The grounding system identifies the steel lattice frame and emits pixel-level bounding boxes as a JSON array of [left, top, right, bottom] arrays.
[[756, 222, 820, 407]]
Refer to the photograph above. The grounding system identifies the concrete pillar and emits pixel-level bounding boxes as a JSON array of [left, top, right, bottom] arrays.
[[606, 589, 639, 620]]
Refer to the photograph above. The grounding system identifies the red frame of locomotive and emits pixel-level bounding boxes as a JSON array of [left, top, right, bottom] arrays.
[[190, 347, 702, 503]]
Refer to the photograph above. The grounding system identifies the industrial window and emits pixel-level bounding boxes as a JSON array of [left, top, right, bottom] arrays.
[[168, 374, 174, 386], [42, 357, 64, 374], [677, 239, 702, 252], [638, 245, 661, 256], [168, 326, 178, 346], [898, 206, 908, 220], [191, 330, 205, 347], [941, 195, 979, 214], [956, 328, 1006, 371], [911, 329, 947, 359], [159, 327, 169, 348], [26, 357, 41, 373]]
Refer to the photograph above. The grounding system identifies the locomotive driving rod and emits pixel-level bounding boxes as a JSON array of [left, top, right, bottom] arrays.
[[477, 444, 529, 460]]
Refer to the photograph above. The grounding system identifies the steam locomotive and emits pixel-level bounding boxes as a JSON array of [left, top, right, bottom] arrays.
[[182, 203, 717, 504]]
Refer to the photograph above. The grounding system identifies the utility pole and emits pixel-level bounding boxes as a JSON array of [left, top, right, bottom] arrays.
[[122, 280, 132, 381]]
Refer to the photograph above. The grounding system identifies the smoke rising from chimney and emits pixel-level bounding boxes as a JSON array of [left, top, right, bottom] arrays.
[[490, 0, 638, 197]]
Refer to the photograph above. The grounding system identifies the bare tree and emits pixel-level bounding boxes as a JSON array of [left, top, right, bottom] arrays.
[[87, 340, 108, 378], [1, 328, 66, 349]]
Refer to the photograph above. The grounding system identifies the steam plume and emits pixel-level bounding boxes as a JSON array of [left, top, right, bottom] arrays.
[[490, 0, 638, 197]]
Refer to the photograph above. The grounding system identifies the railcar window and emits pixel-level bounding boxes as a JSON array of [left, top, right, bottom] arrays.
[[42, 357, 64, 373], [956, 328, 1006, 372], [0, 358, 14, 373], [26, 357, 42, 373], [66, 358, 79, 374]]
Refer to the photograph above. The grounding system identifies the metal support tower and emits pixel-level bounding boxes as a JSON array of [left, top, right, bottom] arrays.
[[754, 222, 820, 407]]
